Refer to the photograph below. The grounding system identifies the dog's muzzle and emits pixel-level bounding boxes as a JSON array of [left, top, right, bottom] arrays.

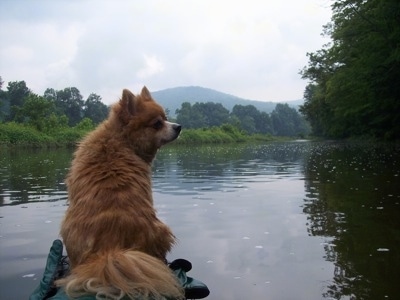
[[173, 124, 182, 135]]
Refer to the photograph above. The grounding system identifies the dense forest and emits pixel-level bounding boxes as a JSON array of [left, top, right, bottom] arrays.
[[300, 0, 400, 140], [175, 101, 309, 136], [0, 77, 310, 143], [0, 78, 108, 130]]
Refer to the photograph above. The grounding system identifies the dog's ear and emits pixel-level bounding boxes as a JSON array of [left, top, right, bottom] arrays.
[[119, 89, 136, 123], [140, 86, 153, 101]]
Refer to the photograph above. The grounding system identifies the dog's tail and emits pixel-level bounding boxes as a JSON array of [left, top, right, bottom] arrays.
[[56, 249, 184, 300]]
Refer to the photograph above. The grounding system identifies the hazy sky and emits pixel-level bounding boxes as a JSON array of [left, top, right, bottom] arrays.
[[0, 0, 332, 104]]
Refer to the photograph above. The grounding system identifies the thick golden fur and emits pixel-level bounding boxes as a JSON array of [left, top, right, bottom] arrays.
[[57, 87, 183, 299]]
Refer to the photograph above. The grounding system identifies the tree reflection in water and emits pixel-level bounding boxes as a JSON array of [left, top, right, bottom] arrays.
[[302, 142, 400, 299]]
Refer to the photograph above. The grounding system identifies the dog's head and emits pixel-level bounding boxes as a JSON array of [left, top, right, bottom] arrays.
[[111, 86, 181, 162]]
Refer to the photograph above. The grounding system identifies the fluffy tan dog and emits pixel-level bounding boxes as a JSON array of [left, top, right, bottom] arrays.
[[57, 87, 183, 299]]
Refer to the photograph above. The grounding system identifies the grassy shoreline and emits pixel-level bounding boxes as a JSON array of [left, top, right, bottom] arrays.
[[0, 122, 287, 148], [0, 122, 88, 148]]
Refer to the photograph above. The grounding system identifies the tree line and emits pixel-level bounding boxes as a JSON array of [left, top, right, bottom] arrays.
[[0, 78, 108, 131], [175, 101, 310, 137], [300, 0, 399, 140], [0, 77, 310, 138]]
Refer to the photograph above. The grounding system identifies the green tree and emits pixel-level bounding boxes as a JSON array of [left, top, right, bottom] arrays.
[[271, 103, 309, 136], [176, 102, 196, 128], [231, 104, 259, 121], [192, 102, 230, 127], [301, 0, 400, 139], [230, 104, 273, 134], [0, 76, 6, 121], [240, 115, 256, 134], [300, 83, 332, 137], [55, 87, 84, 126], [43, 88, 58, 102], [17, 94, 54, 131], [271, 104, 294, 136], [83, 93, 109, 124], [44, 113, 69, 132], [75, 117, 95, 131], [7, 81, 31, 121], [227, 114, 241, 129], [188, 105, 206, 128], [231, 105, 260, 134], [257, 112, 273, 134]]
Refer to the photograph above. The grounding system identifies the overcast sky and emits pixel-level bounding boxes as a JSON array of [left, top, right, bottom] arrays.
[[0, 0, 332, 104]]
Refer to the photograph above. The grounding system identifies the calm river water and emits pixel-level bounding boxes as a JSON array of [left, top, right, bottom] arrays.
[[0, 141, 399, 300]]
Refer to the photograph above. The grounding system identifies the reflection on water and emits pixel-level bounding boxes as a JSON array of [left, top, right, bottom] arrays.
[[152, 143, 307, 195], [0, 141, 399, 299], [0, 148, 70, 205], [302, 142, 400, 299]]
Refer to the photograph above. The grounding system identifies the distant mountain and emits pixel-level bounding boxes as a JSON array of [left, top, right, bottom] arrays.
[[151, 86, 303, 116]]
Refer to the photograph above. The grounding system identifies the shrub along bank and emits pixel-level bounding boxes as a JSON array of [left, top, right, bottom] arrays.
[[0, 122, 279, 148], [0, 122, 89, 147]]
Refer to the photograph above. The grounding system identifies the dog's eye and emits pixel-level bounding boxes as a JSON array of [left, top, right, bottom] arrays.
[[152, 120, 163, 130]]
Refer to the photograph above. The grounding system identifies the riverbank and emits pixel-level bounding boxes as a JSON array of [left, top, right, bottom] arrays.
[[0, 122, 87, 148], [0, 122, 285, 148]]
